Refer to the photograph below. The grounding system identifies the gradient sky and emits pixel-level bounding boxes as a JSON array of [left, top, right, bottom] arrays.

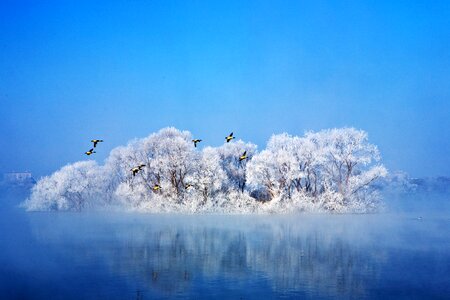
[[1, 0, 449, 178]]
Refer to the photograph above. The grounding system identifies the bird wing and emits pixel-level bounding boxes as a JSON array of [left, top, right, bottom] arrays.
[[230, 132, 233, 137], [243, 151, 247, 156]]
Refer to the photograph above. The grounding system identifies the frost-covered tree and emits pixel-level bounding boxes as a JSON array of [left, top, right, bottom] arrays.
[[308, 128, 387, 207], [215, 140, 257, 193], [248, 134, 306, 199], [140, 127, 196, 199], [23, 127, 387, 213], [105, 127, 197, 203], [185, 147, 226, 205], [23, 161, 102, 211], [248, 128, 387, 212]]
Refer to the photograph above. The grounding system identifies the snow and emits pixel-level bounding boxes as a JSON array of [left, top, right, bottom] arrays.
[[23, 127, 387, 213]]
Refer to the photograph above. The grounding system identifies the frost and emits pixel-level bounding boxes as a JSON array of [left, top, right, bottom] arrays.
[[23, 127, 387, 213]]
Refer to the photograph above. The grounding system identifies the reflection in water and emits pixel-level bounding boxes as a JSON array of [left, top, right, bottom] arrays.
[[26, 214, 401, 299]]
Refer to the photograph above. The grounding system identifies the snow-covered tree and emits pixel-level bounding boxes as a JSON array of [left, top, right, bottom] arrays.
[[307, 128, 387, 206], [23, 127, 387, 213], [215, 140, 257, 193], [23, 161, 102, 211], [186, 147, 226, 206], [104, 127, 197, 203], [248, 134, 306, 199], [248, 128, 387, 212]]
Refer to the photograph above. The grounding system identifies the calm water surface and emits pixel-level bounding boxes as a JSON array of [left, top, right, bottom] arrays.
[[0, 193, 449, 299]]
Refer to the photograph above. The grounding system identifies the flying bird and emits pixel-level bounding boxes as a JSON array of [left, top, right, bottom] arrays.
[[225, 132, 235, 143], [192, 139, 202, 147], [91, 139, 104, 148], [130, 167, 140, 177], [239, 151, 248, 161], [85, 148, 96, 156], [130, 164, 146, 176], [185, 183, 193, 189], [153, 184, 161, 191]]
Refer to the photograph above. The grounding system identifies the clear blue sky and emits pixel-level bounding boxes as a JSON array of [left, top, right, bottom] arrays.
[[1, 0, 449, 178]]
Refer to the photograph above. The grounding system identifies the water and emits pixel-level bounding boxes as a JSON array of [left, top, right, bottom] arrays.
[[1, 192, 449, 299]]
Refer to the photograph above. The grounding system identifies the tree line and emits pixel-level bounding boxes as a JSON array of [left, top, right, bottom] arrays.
[[23, 127, 387, 213]]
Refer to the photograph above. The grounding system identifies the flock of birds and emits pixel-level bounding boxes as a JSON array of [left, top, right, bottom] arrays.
[[84, 139, 103, 156], [83, 133, 248, 191]]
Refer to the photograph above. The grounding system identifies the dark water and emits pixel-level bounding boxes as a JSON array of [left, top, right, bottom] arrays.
[[1, 192, 449, 299]]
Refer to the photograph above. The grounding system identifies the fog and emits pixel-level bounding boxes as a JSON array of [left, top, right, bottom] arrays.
[[1, 187, 449, 299]]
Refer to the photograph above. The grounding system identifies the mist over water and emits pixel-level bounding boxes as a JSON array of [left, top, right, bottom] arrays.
[[1, 189, 449, 299], [2, 1, 449, 298]]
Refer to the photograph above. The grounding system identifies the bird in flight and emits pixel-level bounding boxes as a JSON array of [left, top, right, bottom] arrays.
[[153, 184, 161, 191], [225, 132, 235, 143], [85, 148, 96, 156], [130, 167, 140, 177], [185, 183, 193, 189], [192, 139, 202, 147], [239, 151, 248, 161], [130, 164, 146, 176], [91, 139, 104, 148]]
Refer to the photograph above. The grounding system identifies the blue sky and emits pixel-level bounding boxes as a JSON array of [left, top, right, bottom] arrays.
[[1, 0, 449, 178]]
